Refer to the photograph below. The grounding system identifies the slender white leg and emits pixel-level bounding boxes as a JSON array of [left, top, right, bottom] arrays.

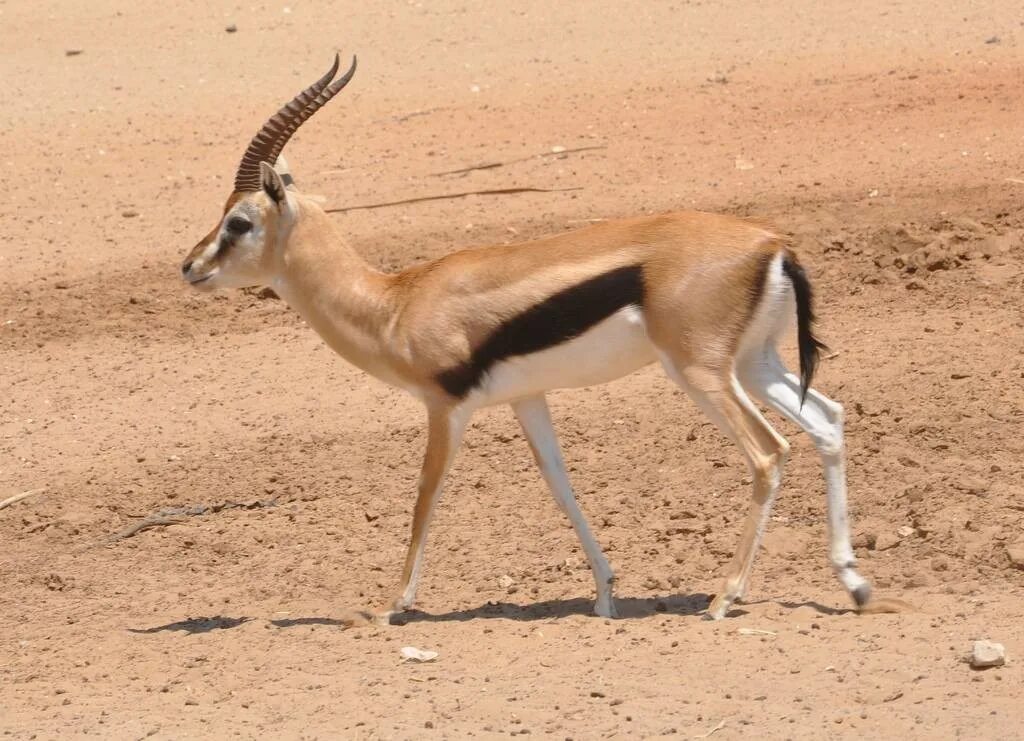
[[512, 395, 618, 618], [738, 346, 871, 607], [392, 405, 470, 613]]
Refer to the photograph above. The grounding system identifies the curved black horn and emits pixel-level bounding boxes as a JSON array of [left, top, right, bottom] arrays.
[[233, 53, 357, 192]]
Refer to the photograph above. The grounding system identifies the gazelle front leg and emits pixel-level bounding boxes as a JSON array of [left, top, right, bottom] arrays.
[[391, 405, 469, 613], [512, 395, 618, 618]]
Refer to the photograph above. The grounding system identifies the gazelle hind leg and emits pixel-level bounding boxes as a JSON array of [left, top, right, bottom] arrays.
[[737, 346, 871, 607], [512, 396, 617, 618], [659, 356, 790, 620]]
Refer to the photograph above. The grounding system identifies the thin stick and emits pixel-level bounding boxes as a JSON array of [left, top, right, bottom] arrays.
[[326, 186, 582, 214], [693, 719, 727, 738], [432, 144, 607, 177], [108, 516, 187, 541], [0, 488, 43, 511]]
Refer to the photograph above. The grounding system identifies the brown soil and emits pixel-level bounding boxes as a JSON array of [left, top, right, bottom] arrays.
[[2, 1, 1023, 738]]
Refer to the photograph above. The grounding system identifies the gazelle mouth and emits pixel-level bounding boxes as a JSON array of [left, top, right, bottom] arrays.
[[188, 272, 216, 285]]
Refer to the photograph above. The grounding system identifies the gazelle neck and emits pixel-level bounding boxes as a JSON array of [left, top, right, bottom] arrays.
[[269, 198, 406, 388]]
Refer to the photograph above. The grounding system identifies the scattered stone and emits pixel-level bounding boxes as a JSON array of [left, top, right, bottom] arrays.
[[65, 49, 84, 56], [931, 556, 949, 572], [122, 209, 139, 218], [985, 36, 1001, 44], [1005, 545, 1024, 570], [969, 640, 1005, 669], [905, 279, 926, 290], [497, 574, 514, 589], [874, 532, 900, 551], [225, 23, 238, 32], [953, 476, 990, 496], [852, 531, 876, 550], [897, 525, 915, 538]]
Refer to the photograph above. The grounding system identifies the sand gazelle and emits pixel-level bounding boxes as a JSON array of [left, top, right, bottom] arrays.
[[180, 54, 875, 621]]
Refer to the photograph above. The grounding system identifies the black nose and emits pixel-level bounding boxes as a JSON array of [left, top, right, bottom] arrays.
[[181, 260, 193, 276]]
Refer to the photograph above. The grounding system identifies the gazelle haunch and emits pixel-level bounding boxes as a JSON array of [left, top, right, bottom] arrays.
[[181, 54, 873, 621]]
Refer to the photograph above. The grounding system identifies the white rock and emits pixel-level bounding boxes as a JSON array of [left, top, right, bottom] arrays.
[[970, 640, 1005, 669], [400, 646, 438, 663]]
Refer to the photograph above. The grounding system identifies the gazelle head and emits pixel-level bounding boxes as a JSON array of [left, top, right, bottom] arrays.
[[180, 54, 356, 290]]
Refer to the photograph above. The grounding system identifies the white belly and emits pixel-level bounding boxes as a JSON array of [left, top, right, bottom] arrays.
[[469, 306, 656, 407]]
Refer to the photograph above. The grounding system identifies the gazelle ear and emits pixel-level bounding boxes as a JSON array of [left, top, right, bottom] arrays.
[[274, 154, 297, 190], [260, 161, 287, 205]]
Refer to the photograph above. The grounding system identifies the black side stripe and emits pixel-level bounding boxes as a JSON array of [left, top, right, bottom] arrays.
[[437, 264, 645, 397]]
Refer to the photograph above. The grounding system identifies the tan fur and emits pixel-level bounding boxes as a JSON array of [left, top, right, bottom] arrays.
[[187, 198, 786, 400]]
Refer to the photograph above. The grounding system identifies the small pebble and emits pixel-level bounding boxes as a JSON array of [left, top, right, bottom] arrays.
[[225, 23, 238, 33]]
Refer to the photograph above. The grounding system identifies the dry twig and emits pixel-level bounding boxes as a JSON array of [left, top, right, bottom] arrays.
[[326, 186, 581, 214], [0, 488, 44, 511], [693, 719, 727, 738], [431, 144, 607, 177]]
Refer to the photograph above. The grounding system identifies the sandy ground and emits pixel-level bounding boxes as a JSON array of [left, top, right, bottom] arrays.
[[2, 1, 1024, 738]]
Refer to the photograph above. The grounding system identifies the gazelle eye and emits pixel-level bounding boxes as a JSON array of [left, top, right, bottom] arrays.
[[226, 216, 252, 235]]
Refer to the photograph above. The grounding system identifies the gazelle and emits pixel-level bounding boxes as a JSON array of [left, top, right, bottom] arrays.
[[181, 54, 875, 621]]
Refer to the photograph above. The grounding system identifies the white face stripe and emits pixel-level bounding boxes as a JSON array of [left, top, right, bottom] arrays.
[[198, 238, 220, 264]]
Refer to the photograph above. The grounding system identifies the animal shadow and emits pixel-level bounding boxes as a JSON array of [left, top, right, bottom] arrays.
[[127, 615, 252, 634], [392, 592, 714, 625]]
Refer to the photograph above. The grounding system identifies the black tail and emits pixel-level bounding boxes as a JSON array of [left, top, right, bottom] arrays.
[[781, 253, 826, 404]]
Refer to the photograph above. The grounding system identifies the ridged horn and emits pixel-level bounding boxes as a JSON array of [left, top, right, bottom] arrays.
[[233, 53, 358, 193]]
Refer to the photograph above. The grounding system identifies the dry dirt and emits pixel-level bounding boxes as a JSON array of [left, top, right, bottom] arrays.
[[2, 1, 1024, 739]]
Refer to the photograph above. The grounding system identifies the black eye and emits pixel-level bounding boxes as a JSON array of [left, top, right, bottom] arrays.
[[226, 216, 252, 235]]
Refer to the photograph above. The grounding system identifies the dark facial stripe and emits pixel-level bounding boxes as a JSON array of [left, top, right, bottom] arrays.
[[437, 264, 645, 397]]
